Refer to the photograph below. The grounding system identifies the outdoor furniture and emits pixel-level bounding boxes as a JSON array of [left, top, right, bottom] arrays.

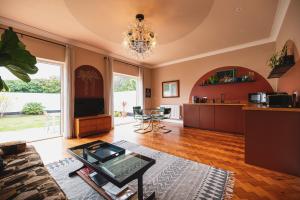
[[68, 140, 156, 200]]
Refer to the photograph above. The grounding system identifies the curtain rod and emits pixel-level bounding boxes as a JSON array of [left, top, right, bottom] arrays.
[[0, 27, 66, 47], [104, 56, 141, 68]]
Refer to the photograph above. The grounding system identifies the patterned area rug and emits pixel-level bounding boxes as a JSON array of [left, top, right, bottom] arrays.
[[47, 140, 234, 200]]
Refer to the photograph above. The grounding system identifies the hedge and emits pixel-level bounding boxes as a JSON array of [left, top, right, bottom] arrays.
[[5, 78, 60, 93]]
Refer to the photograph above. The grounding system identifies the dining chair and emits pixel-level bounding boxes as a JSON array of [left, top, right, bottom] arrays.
[[152, 107, 172, 133], [133, 106, 152, 134]]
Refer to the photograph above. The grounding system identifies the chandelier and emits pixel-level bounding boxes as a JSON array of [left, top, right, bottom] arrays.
[[123, 14, 157, 59]]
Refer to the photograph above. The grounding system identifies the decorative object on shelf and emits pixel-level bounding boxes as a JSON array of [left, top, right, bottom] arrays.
[[162, 80, 180, 98], [216, 68, 236, 83], [0, 27, 38, 91], [145, 88, 151, 98], [208, 75, 219, 84], [123, 14, 157, 59], [267, 40, 295, 79], [200, 68, 255, 86]]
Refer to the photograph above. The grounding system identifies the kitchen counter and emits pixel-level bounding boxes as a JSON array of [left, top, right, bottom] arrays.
[[184, 103, 247, 106], [243, 104, 300, 112], [183, 103, 244, 134], [244, 105, 300, 176]]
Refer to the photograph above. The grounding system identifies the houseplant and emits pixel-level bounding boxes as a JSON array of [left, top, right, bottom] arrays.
[[0, 27, 38, 91], [267, 43, 294, 69]]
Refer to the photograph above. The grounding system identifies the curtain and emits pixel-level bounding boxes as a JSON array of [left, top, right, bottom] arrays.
[[104, 56, 114, 128], [63, 45, 75, 138], [137, 67, 144, 108]]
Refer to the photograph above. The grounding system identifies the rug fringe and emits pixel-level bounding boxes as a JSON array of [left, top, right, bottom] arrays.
[[223, 172, 235, 200]]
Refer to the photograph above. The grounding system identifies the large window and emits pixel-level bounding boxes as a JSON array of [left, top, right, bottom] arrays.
[[0, 59, 63, 142], [113, 73, 138, 125]]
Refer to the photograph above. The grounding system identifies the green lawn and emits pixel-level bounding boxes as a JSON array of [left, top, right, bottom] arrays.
[[0, 115, 60, 131]]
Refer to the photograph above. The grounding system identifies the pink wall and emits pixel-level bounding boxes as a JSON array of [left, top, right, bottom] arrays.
[[189, 66, 273, 103], [276, 0, 300, 95], [151, 43, 276, 107]]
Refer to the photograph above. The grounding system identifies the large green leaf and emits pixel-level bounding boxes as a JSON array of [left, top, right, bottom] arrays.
[[0, 76, 9, 91], [0, 27, 38, 91], [6, 65, 31, 82]]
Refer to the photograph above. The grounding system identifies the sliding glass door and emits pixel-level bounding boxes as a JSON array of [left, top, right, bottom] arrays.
[[113, 73, 138, 125], [0, 59, 63, 142]]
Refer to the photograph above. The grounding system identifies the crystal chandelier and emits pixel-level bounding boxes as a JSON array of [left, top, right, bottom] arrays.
[[123, 14, 157, 59]]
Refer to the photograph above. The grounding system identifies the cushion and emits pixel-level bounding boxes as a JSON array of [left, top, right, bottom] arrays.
[[0, 146, 43, 179], [0, 166, 67, 200], [0, 141, 26, 155]]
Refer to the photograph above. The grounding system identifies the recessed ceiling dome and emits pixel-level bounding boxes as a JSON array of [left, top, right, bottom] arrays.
[[64, 0, 214, 44]]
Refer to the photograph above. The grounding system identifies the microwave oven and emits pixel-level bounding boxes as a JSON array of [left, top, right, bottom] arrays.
[[268, 94, 292, 108]]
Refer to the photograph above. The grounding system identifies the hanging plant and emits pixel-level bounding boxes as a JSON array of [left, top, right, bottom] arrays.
[[0, 27, 38, 91], [267, 44, 287, 69]]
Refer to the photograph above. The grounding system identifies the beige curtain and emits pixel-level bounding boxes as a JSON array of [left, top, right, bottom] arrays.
[[104, 56, 114, 128], [137, 67, 144, 108], [63, 45, 75, 138]]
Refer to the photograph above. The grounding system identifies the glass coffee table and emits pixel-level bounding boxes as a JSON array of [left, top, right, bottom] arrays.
[[68, 140, 155, 200]]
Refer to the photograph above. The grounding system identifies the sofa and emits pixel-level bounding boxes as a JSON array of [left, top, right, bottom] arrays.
[[0, 141, 67, 200]]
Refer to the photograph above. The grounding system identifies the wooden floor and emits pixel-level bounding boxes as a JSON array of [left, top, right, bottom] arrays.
[[31, 122, 300, 200]]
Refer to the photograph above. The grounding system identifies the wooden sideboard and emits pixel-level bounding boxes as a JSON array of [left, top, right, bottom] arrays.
[[243, 106, 300, 176], [183, 103, 245, 134], [74, 114, 112, 138]]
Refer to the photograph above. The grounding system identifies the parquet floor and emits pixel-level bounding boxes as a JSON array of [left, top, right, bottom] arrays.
[[31, 122, 300, 200]]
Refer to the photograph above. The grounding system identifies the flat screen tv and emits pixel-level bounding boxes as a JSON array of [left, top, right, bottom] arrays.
[[74, 98, 104, 117]]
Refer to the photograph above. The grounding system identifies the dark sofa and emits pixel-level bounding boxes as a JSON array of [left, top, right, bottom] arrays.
[[0, 141, 67, 200]]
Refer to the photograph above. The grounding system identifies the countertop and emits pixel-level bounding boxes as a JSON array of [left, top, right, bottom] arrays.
[[242, 105, 300, 112], [184, 103, 246, 106], [184, 103, 300, 112]]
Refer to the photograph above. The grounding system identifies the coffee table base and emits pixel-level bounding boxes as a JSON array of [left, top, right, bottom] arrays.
[[68, 166, 155, 200]]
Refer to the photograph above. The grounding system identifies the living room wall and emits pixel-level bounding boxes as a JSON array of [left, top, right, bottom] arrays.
[[276, 0, 300, 94], [151, 42, 276, 107], [0, 25, 153, 109]]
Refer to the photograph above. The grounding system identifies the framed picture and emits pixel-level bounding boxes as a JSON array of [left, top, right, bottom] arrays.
[[162, 80, 180, 98], [145, 88, 151, 98]]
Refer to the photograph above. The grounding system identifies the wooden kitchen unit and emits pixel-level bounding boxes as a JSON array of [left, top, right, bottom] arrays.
[[183, 103, 245, 134], [243, 106, 300, 176], [74, 114, 112, 138]]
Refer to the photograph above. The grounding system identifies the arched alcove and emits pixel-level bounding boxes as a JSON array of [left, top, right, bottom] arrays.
[[74, 65, 104, 117], [75, 65, 104, 98], [189, 66, 274, 102]]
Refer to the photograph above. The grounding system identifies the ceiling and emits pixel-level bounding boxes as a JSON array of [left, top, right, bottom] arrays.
[[0, 0, 281, 67]]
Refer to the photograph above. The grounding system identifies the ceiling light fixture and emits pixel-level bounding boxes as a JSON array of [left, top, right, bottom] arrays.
[[123, 14, 157, 59]]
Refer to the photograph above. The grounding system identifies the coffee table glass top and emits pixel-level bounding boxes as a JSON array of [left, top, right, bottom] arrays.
[[68, 140, 155, 184]]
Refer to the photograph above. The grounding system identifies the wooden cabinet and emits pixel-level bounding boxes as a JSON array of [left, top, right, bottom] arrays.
[[183, 104, 244, 134], [183, 104, 200, 128], [75, 115, 112, 138], [214, 105, 244, 134], [199, 105, 215, 130], [244, 109, 300, 176]]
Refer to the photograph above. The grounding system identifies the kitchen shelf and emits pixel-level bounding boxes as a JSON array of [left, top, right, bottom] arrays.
[[268, 55, 295, 79], [268, 64, 295, 79], [200, 80, 255, 87]]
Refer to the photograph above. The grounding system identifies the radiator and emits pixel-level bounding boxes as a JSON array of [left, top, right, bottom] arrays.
[[160, 104, 181, 120]]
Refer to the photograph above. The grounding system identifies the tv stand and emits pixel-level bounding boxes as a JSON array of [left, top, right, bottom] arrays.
[[74, 114, 112, 138]]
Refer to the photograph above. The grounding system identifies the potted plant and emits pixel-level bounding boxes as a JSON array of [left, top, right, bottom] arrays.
[[208, 75, 219, 85], [121, 101, 127, 117], [0, 27, 38, 91], [267, 42, 295, 69]]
